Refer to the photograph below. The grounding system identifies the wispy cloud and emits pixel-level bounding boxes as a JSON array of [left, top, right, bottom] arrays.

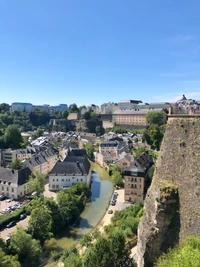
[[165, 34, 197, 44], [152, 90, 200, 103]]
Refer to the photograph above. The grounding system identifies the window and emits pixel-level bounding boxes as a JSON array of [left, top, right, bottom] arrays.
[[52, 185, 55, 189], [7, 187, 9, 191], [81, 179, 83, 181], [77, 179, 79, 182], [12, 188, 14, 192], [62, 179, 64, 182], [57, 179, 58, 182], [56, 185, 59, 189], [2, 186, 4, 191], [53, 179, 55, 182]]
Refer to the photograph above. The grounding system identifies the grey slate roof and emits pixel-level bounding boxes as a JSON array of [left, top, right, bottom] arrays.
[[69, 149, 87, 157], [49, 156, 91, 176], [0, 167, 32, 186]]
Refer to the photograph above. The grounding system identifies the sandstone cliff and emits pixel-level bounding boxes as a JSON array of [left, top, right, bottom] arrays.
[[137, 117, 200, 267]]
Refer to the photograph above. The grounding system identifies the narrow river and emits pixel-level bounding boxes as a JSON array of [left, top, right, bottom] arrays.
[[45, 162, 112, 250]]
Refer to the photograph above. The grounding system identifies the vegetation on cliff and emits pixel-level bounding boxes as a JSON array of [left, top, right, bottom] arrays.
[[155, 235, 200, 267]]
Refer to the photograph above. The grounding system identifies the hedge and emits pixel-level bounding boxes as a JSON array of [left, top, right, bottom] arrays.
[[0, 206, 26, 230]]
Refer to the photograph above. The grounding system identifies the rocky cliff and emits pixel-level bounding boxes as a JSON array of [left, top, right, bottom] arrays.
[[137, 117, 200, 267]]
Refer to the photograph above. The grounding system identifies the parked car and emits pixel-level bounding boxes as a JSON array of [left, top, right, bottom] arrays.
[[9, 206, 16, 211], [14, 204, 21, 209], [0, 195, 6, 201], [6, 221, 16, 228], [20, 213, 27, 220], [108, 209, 113, 214], [114, 191, 118, 196], [5, 198, 13, 203], [111, 200, 116, 206]]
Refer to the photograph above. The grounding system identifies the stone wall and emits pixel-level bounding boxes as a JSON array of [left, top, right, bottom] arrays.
[[137, 117, 200, 266]]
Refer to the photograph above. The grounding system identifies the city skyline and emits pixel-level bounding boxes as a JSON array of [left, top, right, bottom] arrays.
[[1, 1, 200, 106]]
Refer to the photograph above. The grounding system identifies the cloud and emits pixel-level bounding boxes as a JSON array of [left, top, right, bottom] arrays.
[[165, 34, 196, 44], [152, 90, 200, 103]]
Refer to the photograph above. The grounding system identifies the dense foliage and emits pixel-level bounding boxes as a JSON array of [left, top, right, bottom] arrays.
[[145, 111, 165, 125], [155, 235, 200, 267], [84, 142, 94, 160]]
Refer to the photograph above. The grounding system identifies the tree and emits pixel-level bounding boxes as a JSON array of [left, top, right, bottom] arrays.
[[132, 147, 146, 158], [145, 111, 165, 125], [90, 112, 97, 120], [0, 247, 21, 267], [27, 171, 45, 197], [83, 112, 91, 120], [111, 171, 123, 187], [85, 142, 94, 160], [8, 158, 23, 170], [95, 125, 101, 136], [62, 109, 69, 118], [69, 103, 79, 113], [8, 226, 42, 267], [33, 126, 44, 138], [4, 125, 23, 149], [28, 206, 53, 243], [79, 234, 92, 248], [0, 103, 10, 113]]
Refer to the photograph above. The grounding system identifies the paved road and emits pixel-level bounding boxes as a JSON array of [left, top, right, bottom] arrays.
[[0, 216, 29, 240]]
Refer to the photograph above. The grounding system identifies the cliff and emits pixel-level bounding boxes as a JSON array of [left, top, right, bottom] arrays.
[[137, 117, 200, 267]]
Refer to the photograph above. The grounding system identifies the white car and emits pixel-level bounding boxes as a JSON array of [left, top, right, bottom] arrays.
[[6, 198, 13, 203]]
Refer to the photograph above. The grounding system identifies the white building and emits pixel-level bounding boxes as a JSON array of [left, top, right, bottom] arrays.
[[0, 167, 32, 199], [11, 102, 33, 112], [49, 156, 91, 191]]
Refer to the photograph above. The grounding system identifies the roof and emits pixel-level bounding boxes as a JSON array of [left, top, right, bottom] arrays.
[[49, 156, 91, 176], [100, 141, 118, 147], [0, 167, 32, 186], [125, 151, 153, 175], [113, 108, 163, 115], [119, 100, 142, 104], [69, 148, 87, 157]]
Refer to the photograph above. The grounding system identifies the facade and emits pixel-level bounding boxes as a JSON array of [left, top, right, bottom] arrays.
[[114, 152, 134, 171], [0, 148, 35, 167], [23, 148, 58, 175], [11, 102, 68, 114], [124, 152, 153, 203], [112, 108, 163, 126], [100, 102, 118, 114], [99, 141, 118, 163], [49, 155, 91, 191], [11, 102, 33, 112], [0, 167, 32, 199], [118, 100, 142, 110]]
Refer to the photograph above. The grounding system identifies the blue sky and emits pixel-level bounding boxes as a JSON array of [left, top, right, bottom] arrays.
[[0, 0, 200, 106]]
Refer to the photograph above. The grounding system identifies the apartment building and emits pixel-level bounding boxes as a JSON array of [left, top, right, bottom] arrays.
[[124, 152, 153, 203], [49, 155, 91, 191], [112, 108, 163, 126], [118, 100, 142, 110], [0, 167, 32, 199], [99, 141, 118, 163]]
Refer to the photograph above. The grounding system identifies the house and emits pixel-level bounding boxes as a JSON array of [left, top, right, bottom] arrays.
[[23, 147, 58, 175], [114, 152, 134, 171], [99, 141, 118, 163], [0, 167, 32, 199], [124, 152, 153, 203], [49, 155, 91, 191]]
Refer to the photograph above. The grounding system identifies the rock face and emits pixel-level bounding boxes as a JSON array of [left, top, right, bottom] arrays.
[[137, 117, 200, 266]]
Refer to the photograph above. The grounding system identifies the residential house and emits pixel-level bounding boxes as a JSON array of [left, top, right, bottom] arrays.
[[114, 152, 134, 171], [49, 155, 91, 191], [124, 152, 153, 203], [0, 167, 32, 199], [23, 148, 58, 175]]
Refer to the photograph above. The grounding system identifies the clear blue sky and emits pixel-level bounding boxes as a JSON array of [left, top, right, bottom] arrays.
[[0, 0, 200, 106]]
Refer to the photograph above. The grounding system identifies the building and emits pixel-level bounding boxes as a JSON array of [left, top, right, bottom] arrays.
[[11, 102, 33, 112], [124, 152, 153, 203], [0, 167, 32, 199], [0, 147, 36, 167], [149, 102, 171, 110], [118, 100, 142, 110], [112, 108, 163, 126], [49, 155, 91, 191], [114, 152, 134, 171], [99, 141, 118, 163], [100, 102, 118, 114], [23, 148, 58, 175]]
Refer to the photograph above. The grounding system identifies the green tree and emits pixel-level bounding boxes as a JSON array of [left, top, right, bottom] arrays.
[[79, 234, 92, 248], [27, 171, 45, 197], [4, 125, 23, 149], [0, 103, 10, 113], [85, 142, 94, 160], [111, 171, 123, 187], [33, 126, 44, 138], [62, 110, 69, 118], [63, 253, 83, 267], [145, 111, 165, 125], [90, 112, 97, 120], [69, 103, 79, 113], [8, 227, 42, 267], [28, 206, 53, 243], [95, 125, 101, 136], [0, 247, 21, 267], [8, 158, 23, 170], [131, 147, 146, 158], [83, 111, 91, 120]]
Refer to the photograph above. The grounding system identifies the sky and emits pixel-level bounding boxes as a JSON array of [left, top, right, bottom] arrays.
[[0, 0, 200, 106]]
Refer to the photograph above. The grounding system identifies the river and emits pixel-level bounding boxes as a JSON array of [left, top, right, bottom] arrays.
[[45, 162, 113, 250]]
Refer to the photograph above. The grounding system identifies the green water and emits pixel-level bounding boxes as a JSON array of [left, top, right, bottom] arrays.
[[45, 163, 112, 250]]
